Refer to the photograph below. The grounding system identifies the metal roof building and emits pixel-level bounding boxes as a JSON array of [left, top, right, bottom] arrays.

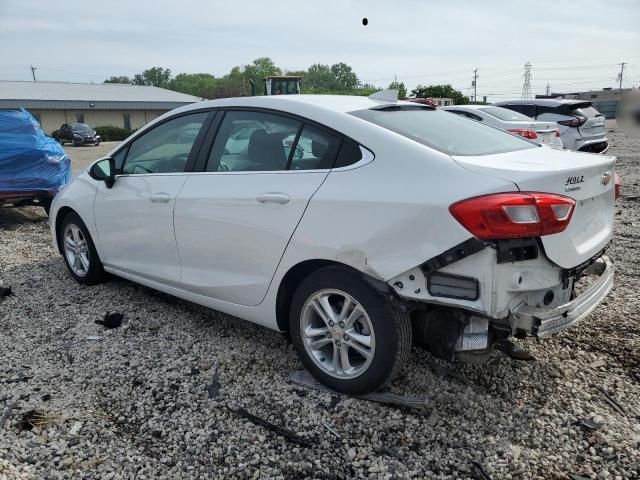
[[0, 80, 201, 134]]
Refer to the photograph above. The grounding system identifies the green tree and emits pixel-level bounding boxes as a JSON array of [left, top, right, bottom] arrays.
[[330, 62, 359, 90], [104, 76, 131, 84], [206, 66, 246, 99], [388, 80, 407, 100], [169, 73, 217, 98], [242, 57, 282, 87], [411, 84, 469, 105], [132, 67, 172, 88], [304, 64, 337, 91]]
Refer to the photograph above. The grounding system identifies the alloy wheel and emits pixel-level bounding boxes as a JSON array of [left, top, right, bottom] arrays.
[[300, 289, 376, 379], [63, 224, 90, 277]]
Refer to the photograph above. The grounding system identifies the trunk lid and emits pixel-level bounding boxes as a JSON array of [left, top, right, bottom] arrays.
[[503, 120, 558, 146], [452, 147, 616, 268]]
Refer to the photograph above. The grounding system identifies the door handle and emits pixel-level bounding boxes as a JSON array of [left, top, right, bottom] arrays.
[[149, 192, 171, 203], [256, 193, 291, 204]]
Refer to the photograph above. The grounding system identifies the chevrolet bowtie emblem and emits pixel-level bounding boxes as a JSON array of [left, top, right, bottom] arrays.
[[601, 171, 612, 186]]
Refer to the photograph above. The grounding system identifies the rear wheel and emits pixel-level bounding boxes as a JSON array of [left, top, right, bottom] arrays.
[[59, 212, 107, 285], [289, 266, 411, 395]]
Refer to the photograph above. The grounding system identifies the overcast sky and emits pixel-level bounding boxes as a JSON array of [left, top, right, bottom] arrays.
[[1, 0, 639, 101]]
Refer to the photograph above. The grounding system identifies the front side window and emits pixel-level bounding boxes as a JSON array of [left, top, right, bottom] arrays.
[[121, 112, 208, 174], [351, 107, 537, 156], [206, 111, 301, 172]]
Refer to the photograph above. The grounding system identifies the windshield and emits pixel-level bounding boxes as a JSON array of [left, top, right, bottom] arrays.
[[71, 123, 92, 132], [479, 106, 533, 121], [351, 108, 537, 156]]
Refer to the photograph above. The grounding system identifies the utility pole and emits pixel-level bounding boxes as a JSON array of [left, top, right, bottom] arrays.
[[546, 82, 551, 96], [472, 68, 478, 102], [521, 62, 532, 100], [30, 65, 37, 82], [618, 62, 626, 91]]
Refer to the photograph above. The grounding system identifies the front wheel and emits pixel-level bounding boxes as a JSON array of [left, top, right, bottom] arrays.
[[289, 266, 412, 395], [59, 212, 107, 285]]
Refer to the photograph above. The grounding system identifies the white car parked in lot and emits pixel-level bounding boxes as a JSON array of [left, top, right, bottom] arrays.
[[494, 99, 609, 153], [442, 105, 563, 149], [49, 93, 616, 394]]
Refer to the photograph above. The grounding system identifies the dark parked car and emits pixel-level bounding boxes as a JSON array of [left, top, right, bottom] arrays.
[[0, 109, 71, 214], [53, 123, 101, 146], [494, 99, 608, 153]]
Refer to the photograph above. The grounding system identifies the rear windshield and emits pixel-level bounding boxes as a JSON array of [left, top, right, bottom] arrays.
[[479, 106, 532, 121], [571, 106, 603, 118], [351, 107, 537, 156]]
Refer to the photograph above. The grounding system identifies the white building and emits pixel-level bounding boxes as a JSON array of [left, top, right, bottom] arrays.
[[0, 81, 201, 134]]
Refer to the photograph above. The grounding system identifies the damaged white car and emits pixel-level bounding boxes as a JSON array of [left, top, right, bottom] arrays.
[[49, 92, 616, 394]]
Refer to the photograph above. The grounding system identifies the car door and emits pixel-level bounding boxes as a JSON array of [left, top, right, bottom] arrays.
[[61, 124, 70, 141], [93, 111, 211, 285], [174, 110, 342, 306]]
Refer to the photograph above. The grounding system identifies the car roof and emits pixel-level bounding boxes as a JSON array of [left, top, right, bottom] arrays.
[[493, 99, 590, 107], [178, 94, 410, 115]]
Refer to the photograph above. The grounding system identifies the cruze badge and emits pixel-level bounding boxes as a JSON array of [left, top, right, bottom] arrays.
[[601, 171, 612, 186], [565, 175, 584, 192]]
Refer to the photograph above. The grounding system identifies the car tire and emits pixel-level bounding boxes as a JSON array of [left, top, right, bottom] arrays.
[[95, 141, 100, 147], [289, 266, 412, 395], [72, 139, 79, 147], [58, 138, 64, 146], [59, 211, 107, 285]]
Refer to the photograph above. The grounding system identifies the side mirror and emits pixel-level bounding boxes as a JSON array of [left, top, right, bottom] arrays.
[[89, 157, 116, 189]]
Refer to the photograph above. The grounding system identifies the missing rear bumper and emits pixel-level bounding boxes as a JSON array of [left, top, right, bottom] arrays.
[[512, 255, 613, 337]]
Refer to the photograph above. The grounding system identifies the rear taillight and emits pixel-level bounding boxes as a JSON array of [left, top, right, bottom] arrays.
[[449, 192, 576, 240], [557, 116, 586, 128], [507, 128, 538, 140], [555, 128, 561, 137], [615, 173, 621, 200]]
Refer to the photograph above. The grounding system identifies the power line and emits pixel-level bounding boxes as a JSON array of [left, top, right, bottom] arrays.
[[521, 62, 532, 99], [472, 68, 478, 102], [618, 62, 626, 91]]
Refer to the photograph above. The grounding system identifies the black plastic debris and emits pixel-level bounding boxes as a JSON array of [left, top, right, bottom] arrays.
[[596, 387, 627, 416], [233, 407, 312, 448], [95, 312, 123, 329], [289, 370, 428, 409], [0, 286, 11, 299], [472, 461, 492, 480], [41, 394, 51, 402]]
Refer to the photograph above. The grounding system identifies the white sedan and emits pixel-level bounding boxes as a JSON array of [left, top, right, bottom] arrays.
[[50, 92, 615, 394], [442, 104, 564, 149]]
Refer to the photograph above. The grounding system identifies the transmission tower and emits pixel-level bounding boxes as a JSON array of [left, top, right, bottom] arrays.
[[521, 62, 532, 99]]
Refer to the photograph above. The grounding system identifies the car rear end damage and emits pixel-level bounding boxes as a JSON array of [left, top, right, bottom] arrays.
[[385, 147, 616, 362]]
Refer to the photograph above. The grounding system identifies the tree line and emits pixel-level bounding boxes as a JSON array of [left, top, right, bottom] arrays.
[[104, 57, 469, 103]]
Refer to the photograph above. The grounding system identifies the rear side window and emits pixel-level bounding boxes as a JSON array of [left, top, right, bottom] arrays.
[[206, 111, 300, 172], [351, 108, 536, 156], [289, 125, 341, 170], [334, 138, 364, 168]]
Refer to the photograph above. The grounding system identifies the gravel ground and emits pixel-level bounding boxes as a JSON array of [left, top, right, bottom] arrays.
[[1, 125, 639, 480]]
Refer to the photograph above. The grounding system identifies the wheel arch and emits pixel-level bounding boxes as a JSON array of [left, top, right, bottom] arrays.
[[54, 206, 77, 254], [275, 259, 393, 333]]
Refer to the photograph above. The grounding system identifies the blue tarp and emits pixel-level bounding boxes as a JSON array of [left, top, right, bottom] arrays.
[[0, 108, 71, 193]]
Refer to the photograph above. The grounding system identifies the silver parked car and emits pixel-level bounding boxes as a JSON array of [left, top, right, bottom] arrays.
[[494, 99, 608, 153], [442, 105, 563, 149]]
